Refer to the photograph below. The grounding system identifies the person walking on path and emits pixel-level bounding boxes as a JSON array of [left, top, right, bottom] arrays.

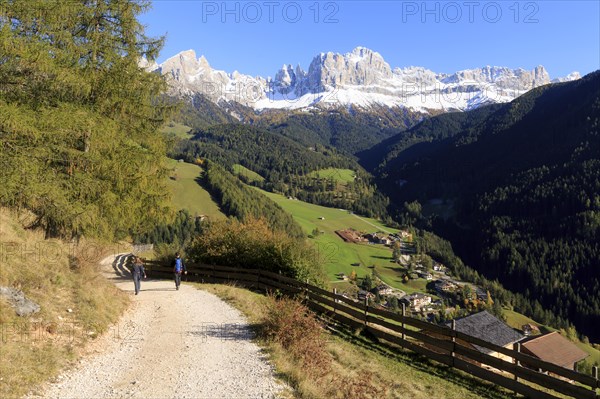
[[173, 252, 187, 291], [131, 256, 147, 295]]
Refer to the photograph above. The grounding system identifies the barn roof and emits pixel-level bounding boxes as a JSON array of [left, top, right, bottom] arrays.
[[448, 311, 524, 354], [521, 332, 589, 367]]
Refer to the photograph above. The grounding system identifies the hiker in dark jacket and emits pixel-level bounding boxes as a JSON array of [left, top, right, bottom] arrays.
[[131, 256, 146, 295], [173, 253, 187, 291]]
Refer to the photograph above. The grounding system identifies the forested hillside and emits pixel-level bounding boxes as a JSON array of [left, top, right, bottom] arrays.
[[358, 104, 502, 172], [168, 93, 238, 129], [201, 161, 305, 239], [254, 105, 425, 154], [170, 99, 425, 155], [375, 72, 600, 341], [172, 123, 354, 181], [170, 123, 393, 219]]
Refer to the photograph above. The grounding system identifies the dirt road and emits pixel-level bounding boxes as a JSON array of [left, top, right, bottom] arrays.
[[29, 254, 286, 399]]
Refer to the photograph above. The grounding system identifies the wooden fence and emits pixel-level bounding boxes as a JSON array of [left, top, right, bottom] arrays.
[[144, 260, 599, 399]]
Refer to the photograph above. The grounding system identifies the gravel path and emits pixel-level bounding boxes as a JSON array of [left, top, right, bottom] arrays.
[[28, 254, 287, 399]]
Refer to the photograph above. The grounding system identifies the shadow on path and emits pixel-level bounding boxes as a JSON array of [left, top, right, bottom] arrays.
[[188, 322, 254, 341], [140, 287, 178, 292], [112, 254, 133, 280]]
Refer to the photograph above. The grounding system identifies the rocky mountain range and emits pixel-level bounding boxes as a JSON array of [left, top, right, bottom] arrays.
[[147, 47, 580, 113]]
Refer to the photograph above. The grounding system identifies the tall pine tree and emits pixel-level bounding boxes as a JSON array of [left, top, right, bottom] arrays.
[[0, 0, 174, 239]]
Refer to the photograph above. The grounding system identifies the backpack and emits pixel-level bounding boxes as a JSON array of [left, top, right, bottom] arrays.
[[174, 257, 183, 273]]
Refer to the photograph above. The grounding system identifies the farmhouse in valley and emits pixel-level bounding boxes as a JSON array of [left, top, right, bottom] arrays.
[[401, 293, 432, 311], [448, 311, 525, 363], [520, 331, 588, 371]]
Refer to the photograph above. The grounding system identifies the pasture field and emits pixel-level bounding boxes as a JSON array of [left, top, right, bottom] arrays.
[[166, 159, 225, 219], [160, 122, 193, 138], [233, 164, 265, 183], [254, 188, 434, 294], [306, 168, 356, 184]]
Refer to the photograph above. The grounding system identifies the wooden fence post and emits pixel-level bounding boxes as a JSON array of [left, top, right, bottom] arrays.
[[592, 365, 598, 380], [333, 288, 337, 315], [305, 279, 309, 302], [451, 320, 456, 367], [401, 303, 406, 342], [514, 342, 521, 381], [364, 297, 369, 327]]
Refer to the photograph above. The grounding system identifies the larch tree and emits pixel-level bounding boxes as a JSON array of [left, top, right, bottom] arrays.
[[0, 0, 174, 239]]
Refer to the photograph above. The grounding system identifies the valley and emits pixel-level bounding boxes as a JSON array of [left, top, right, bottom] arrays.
[[253, 175, 600, 369], [155, 68, 600, 381], [161, 71, 600, 346], [374, 71, 600, 342], [2, 3, 598, 397]]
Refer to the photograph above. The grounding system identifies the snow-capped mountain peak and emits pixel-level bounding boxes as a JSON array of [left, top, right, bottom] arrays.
[[152, 47, 580, 113]]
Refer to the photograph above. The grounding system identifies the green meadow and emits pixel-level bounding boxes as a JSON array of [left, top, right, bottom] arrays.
[[160, 122, 193, 138], [306, 168, 356, 184], [233, 164, 265, 183], [254, 188, 431, 293], [166, 159, 225, 219]]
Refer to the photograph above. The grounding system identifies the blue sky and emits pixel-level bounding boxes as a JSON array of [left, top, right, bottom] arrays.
[[140, 1, 599, 79]]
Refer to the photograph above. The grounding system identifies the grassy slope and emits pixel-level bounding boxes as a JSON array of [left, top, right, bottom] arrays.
[[575, 342, 600, 367], [306, 168, 356, 184], [0, 209, 129, 398], [160, 122, 192, 138], [504, 309, 545, 332], [233, 164, 265, 183], [200, 283, 518, 399], [253, 187, 433, 294], [165, 159, 225, 219]]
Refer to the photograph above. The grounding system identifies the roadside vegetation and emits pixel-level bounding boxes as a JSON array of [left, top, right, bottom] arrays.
[[0, 2, 172, 396], [200, 283, 519, 399], [0, 209, 129, 398], [187, 218, 327, 286], [0, 0, 174, 241]]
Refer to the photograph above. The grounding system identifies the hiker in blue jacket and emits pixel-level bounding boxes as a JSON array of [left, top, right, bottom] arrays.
[[173, 253, 187, 291]]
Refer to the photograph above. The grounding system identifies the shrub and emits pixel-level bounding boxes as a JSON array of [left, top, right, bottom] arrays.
[[260, 295, 330, 376], [187, 217, 327, 285]]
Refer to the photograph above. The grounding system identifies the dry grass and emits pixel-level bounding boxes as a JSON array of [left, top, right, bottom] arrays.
[[0, 208, 129, 398], [199, 283, 519, 399], [260, 294, 331, 378]]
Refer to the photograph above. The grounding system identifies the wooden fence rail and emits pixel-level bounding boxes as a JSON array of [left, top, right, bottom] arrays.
[[143, 260, 599, 399]]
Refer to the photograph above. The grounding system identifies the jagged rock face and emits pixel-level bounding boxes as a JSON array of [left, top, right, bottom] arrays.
[[150, 47, 580, 112], [308, 47, 393, 90], [274, 64, 306, 95], [441, 65, 551, 90], [155, 49, 267, 105]]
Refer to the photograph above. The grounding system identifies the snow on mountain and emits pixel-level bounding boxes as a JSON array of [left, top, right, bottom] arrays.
[[151, 47, 580, 113], [552, 71, 582, 83]]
